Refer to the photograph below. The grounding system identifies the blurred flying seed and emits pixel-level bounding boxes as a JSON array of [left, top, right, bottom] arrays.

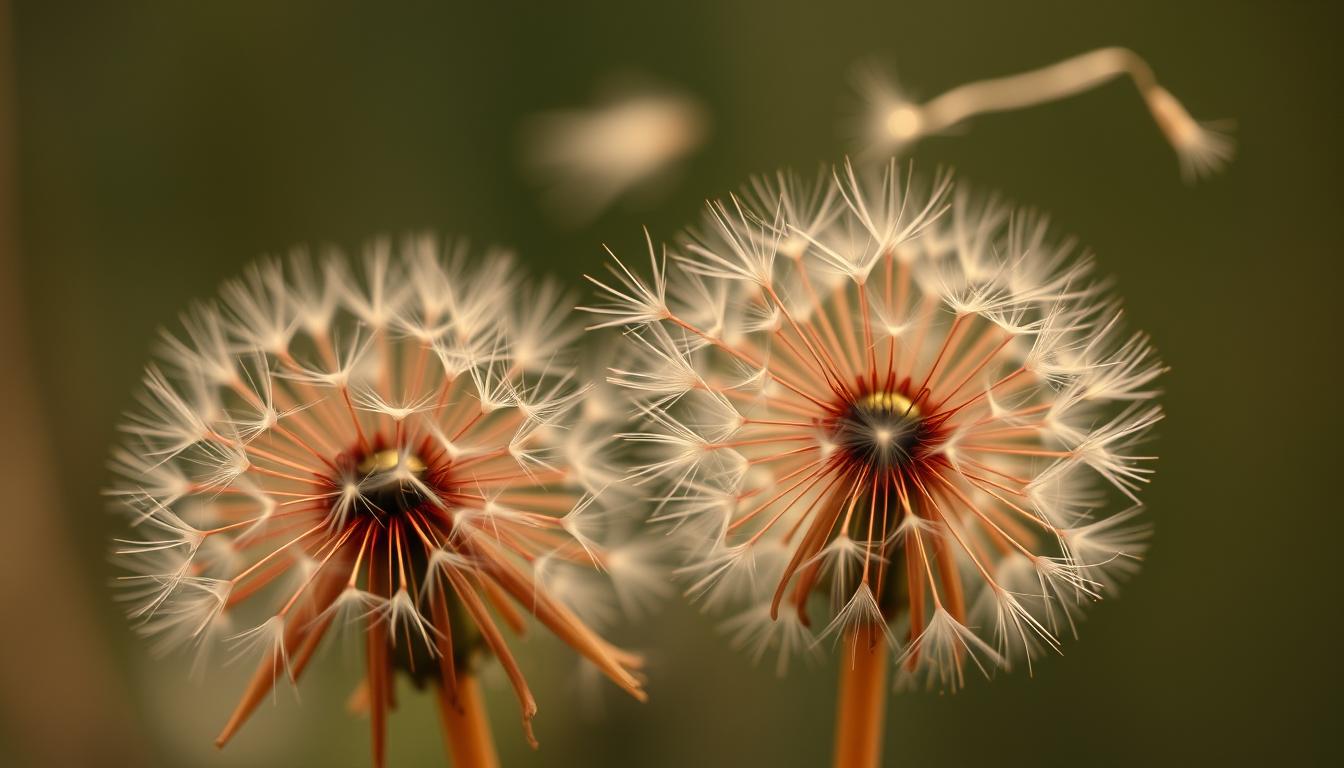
[[852, 47, 1235, 183], [521, 83, 709, 224]]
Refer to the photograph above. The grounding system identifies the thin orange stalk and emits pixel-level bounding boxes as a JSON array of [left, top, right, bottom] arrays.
[[436, 675, 501, 768], [833, 624, 889, 768]]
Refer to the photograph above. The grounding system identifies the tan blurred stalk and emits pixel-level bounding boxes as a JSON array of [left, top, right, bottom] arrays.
[[0, 2, 149, 764], [436, 675, 500, 768], [832, 625, 888, 768]]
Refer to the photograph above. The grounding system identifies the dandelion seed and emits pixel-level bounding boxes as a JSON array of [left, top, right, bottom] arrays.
[[521, 83, 709, 224], [723, 601, 817, 677], [857, 47, 1234, 182]]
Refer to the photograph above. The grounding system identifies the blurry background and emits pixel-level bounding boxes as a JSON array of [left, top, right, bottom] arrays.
[[4, 1, 1340, 766]]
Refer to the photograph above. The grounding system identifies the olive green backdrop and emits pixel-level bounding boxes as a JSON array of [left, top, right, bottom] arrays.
[[8, 1, 1339, 766]]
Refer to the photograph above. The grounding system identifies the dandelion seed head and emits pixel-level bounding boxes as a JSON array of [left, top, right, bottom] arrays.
[[596, 162, 1163, 692], [109, 235, 646, 758]]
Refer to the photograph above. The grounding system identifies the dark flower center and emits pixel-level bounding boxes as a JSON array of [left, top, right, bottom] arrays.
[[355, 448, 432, 518], [832, 390, 925, 469]]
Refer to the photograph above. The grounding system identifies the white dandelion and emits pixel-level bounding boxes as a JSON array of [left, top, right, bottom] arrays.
[[108, 236, 648, 768], [591, 163, 1163, 765]]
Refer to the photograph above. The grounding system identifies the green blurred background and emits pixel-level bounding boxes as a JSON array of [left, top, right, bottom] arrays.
[[5, 1, 1339, 766]]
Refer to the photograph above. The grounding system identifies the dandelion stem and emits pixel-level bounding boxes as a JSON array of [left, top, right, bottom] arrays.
[[833, 623, 889, 768], [436, 674, 501, 768]]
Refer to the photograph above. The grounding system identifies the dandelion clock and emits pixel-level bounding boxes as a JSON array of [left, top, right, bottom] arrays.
[[108, 237, 650, 767], [589, 162, 1165, 767]]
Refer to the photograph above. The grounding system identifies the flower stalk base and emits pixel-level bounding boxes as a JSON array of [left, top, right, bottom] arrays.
[[437, 674, 500, 768], [833, 624, 889, 768]]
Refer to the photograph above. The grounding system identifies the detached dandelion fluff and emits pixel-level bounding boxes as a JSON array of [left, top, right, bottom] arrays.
[[521, 83, 709, 224], [109, 237, 647, 767], [589, 162, 1163, 767], [858, 46, 1235, 182]]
